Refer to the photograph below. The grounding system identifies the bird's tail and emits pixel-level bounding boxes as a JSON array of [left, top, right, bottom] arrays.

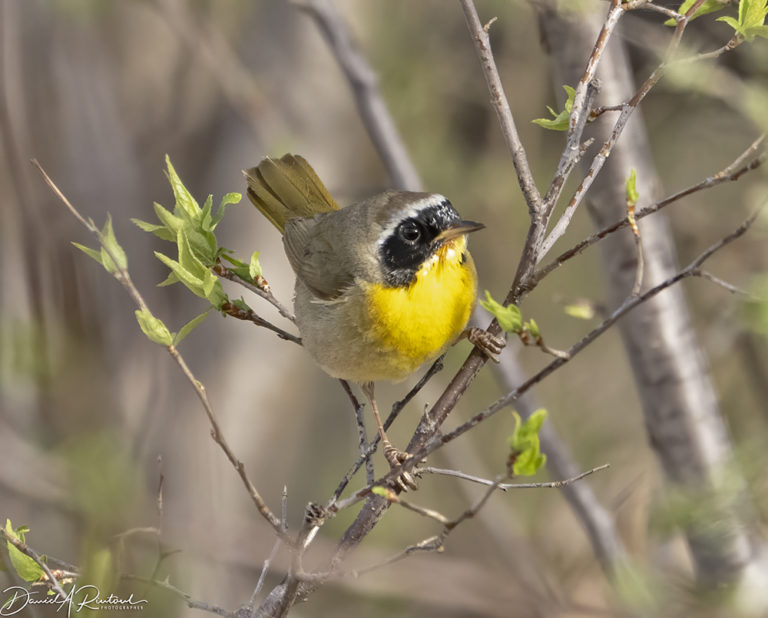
[[243, 154, 339, 234]]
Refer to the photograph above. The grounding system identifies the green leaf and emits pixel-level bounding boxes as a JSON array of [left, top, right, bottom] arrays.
[[221, 254, 251, 281], [249, 251, 262, 281], [479, 290, 523, 333], [717, 0, 768, 40], [5, 519, 45, 582], [176, 229, 209, 281], [717, 14, 741, 28], [184, 227, 218, 266], [173, 310, 210, 346], [157, 270, 180, 287], [99, 214, 127, 274], [664, 0, 728, 25], [165, 154, 199, 219], [200, 194, 214, 231], [508, 409, 548, 476], [532, 85, 576, 131], [212, 192, 242, 229], [131, 217, 175, 242], [153, 202, 184, 235], [72, 242, 104, 267], [131, 218, 164, 234], [156, 233, 227, 307], [155, 251, 206, 297], [135, 309, 173, 345], [626, 169, 639, 205]]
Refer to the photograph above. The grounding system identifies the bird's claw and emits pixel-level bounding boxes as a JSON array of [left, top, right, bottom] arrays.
[[466, 327, 506, 363], [383, 445, 424, 491]]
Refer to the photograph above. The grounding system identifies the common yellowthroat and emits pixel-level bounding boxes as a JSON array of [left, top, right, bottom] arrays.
[[244, 154, 500, 481]]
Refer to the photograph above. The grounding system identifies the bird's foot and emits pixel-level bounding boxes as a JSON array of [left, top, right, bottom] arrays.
[[383, 444, 424, 492], [465, 327, 506, 363]]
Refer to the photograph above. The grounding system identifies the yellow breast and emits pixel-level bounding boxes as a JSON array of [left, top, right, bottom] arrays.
[[363, 238, 477, 378]]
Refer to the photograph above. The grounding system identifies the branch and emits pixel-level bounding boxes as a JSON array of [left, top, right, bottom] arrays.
[[327, 355, 444, 505], [543, 0, 624, 218], [424, 463, 610, 490], [459, 0, 543, 213], [123, 574, 230, 617], [533, 135, 765, 283], [539, 0, 711, 258], [220, 301, 301, 344], [296, 0, 422, 191], [32, 159, 289, 543], [215, 264, 295, 323]]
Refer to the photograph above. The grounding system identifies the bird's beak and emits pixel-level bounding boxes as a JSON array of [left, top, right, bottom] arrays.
[[434, 220, 485, 243]]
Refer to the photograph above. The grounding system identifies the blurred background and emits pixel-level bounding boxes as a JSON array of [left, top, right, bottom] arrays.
[[1, 0, 767, 616]]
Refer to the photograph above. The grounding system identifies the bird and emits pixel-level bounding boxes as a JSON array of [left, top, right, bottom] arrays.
[[244, 154, 502, 486]]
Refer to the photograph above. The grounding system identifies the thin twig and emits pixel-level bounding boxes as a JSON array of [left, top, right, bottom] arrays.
[[692, 269, 756, 297], [308, 477, 506, 583], [327, 356, 445, 505], [340, 379, 375, 486], [671, 36, 743, 65], [386, 354, 445, 432], [459, 0, 542, 213], [123, 574, 230, 616], [539, 0, 711, 259], [543, 0, 623, 219], [375, 488, 453, 525], [0, 528, 68, 599], [424, 463, 610, 490], [625, 1, 681, 19], [297, 535, 444, 584], [220, 300, 301, 344], [533, 136, 766, 283], [215, 264, 295, 323], [250, 487, 288, 606], [33, 159, 289, 543]]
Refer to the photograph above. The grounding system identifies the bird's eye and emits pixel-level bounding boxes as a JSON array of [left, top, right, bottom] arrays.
[[398, 221, 422, 243]]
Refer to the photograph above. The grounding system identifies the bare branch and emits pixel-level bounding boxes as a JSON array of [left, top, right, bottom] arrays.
[[539, 0, 711, 258], [533, 136, 766, 283], [215, 264, 295, 323], [692, 269, 757, 297], [459, 0, 542, 213], [220, 301, 301, 344], [375, 488, 453, 525], [543, 0, 624, 217], [327, 356, 444, 505], [340, 379, 375, 486], [249, 487, 288, 607], [424, 463, 610, 490], [123, 574, 230, 617]]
